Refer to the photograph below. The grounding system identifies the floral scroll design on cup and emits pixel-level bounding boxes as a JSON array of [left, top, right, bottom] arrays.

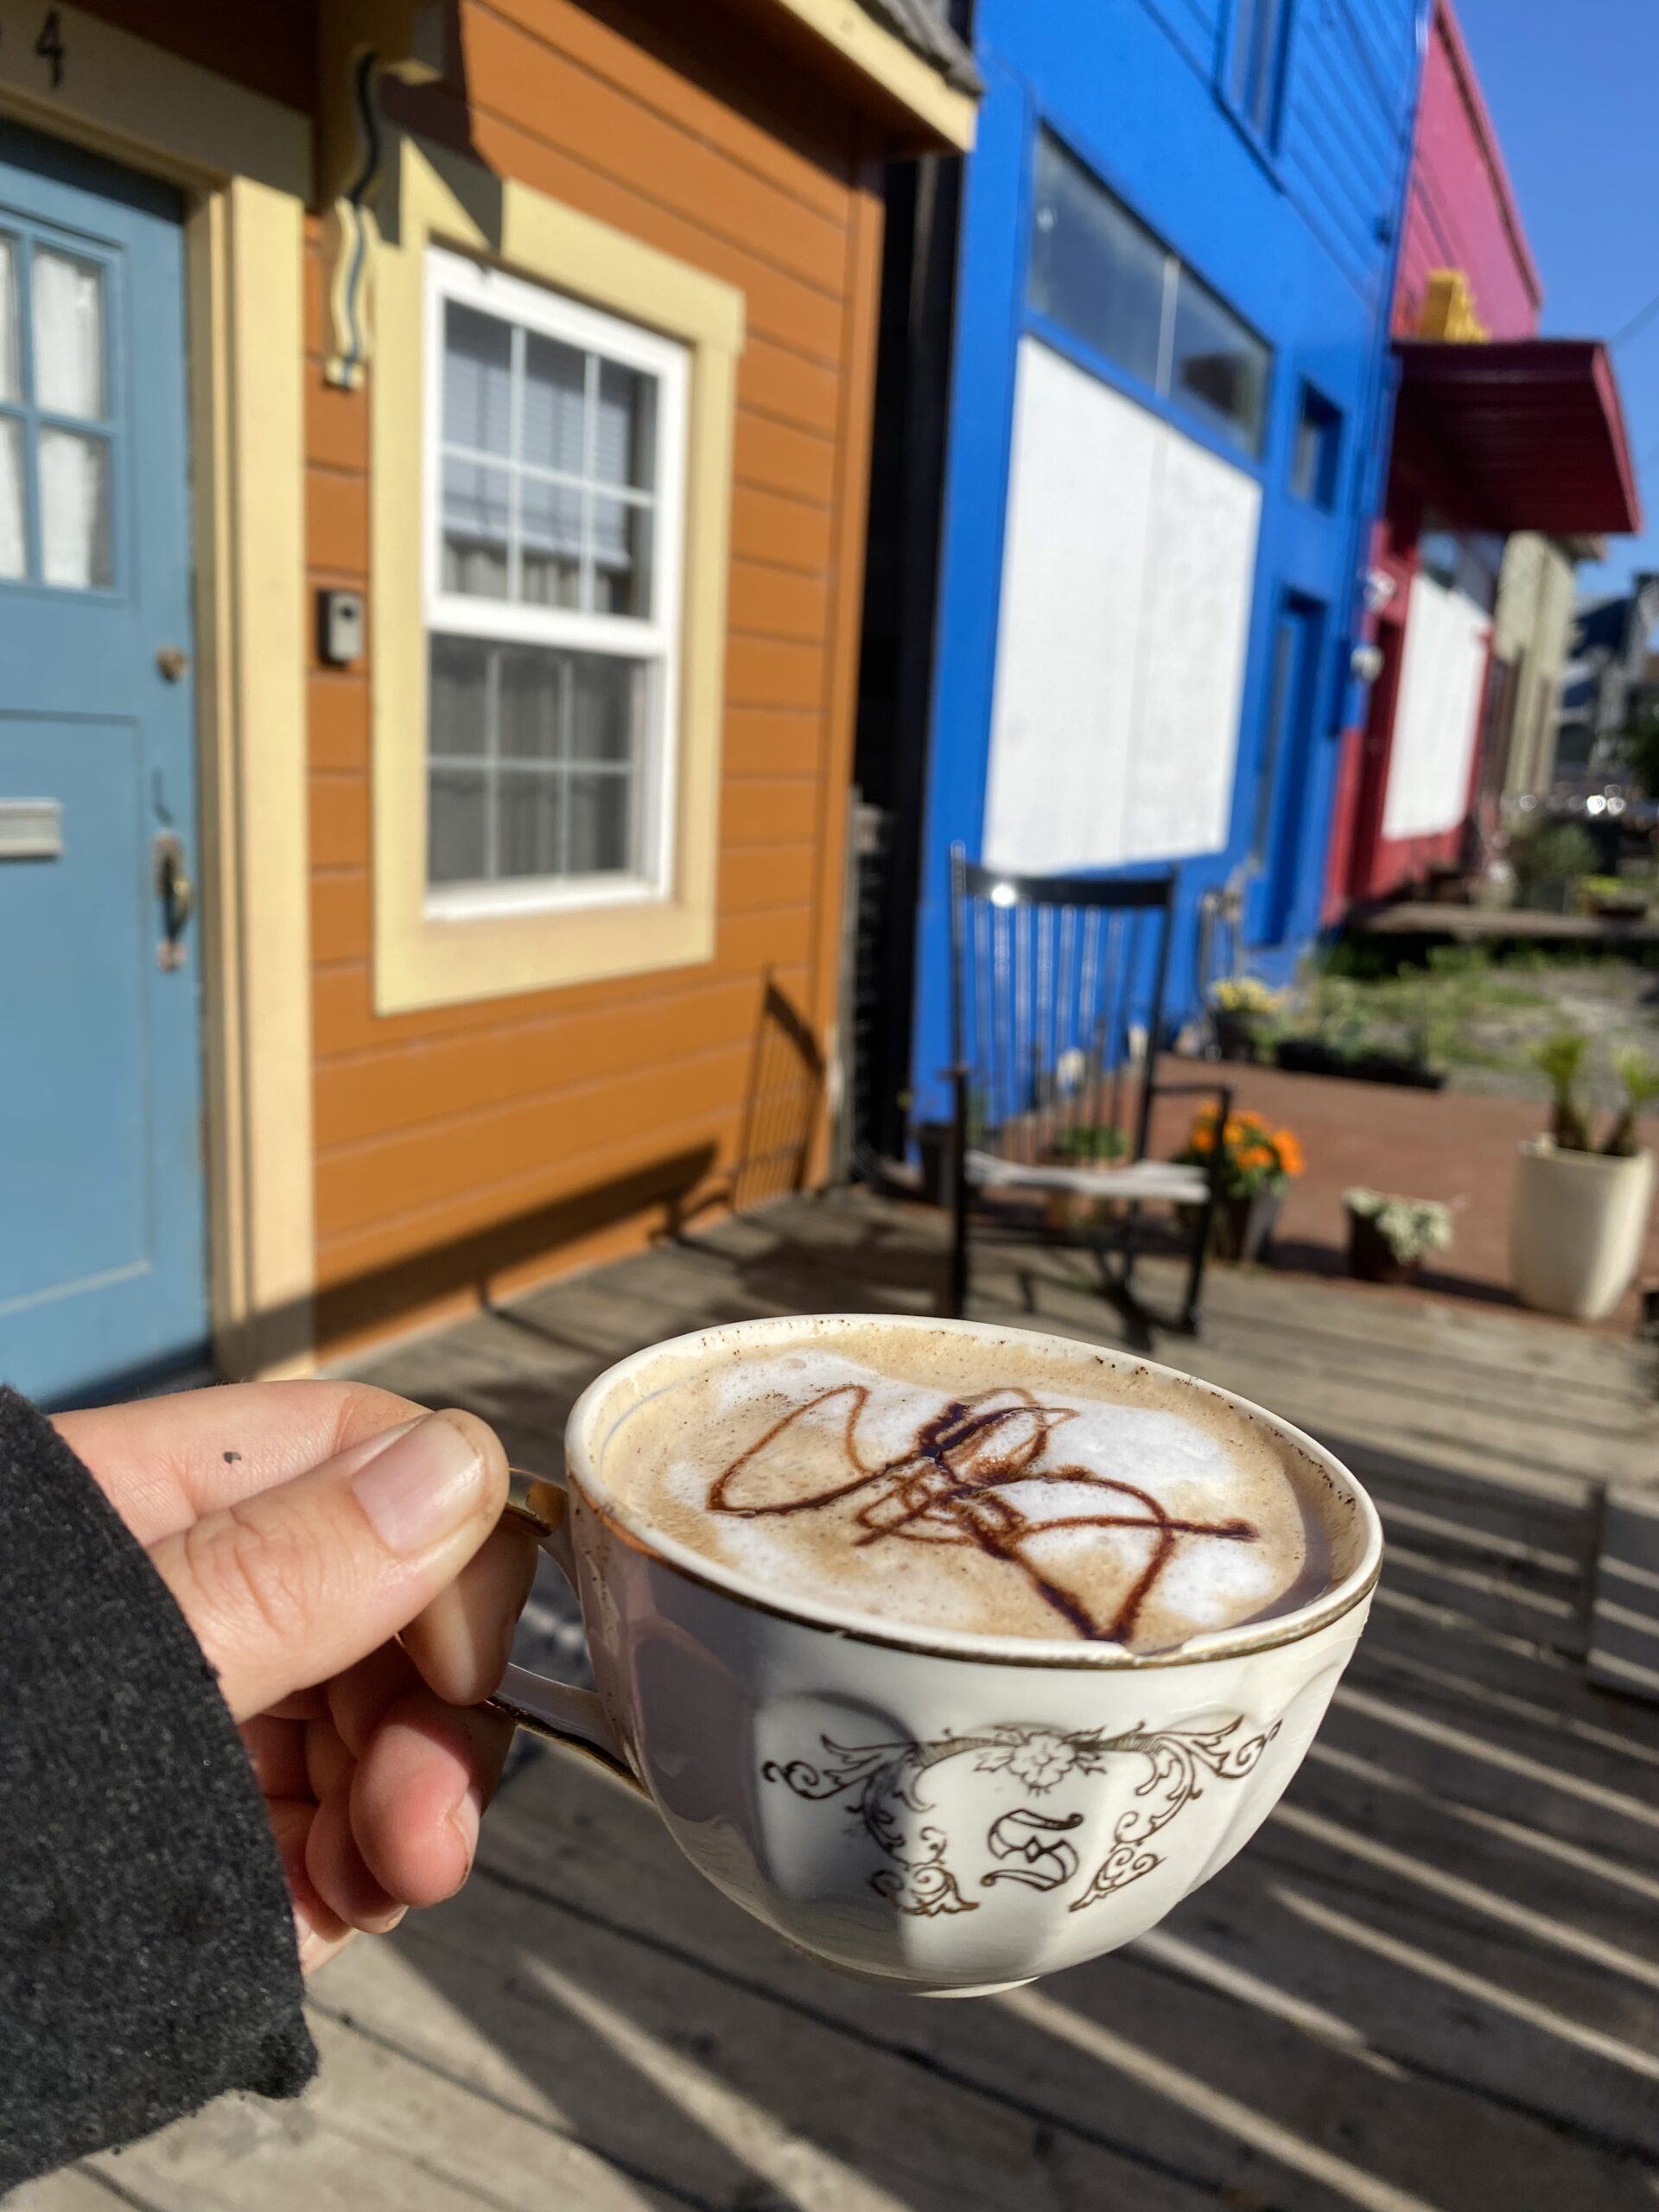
[[761, 1716, 1280, 1916]]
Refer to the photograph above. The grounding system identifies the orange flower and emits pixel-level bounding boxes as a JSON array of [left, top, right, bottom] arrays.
[[1223, 1116, 1247, 1145], [1275, 1131, 1305, 1176], [1188, 1124, 1216, 1154]]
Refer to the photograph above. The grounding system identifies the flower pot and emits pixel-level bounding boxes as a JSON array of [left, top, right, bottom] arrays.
[[1509, 1139, 1655, 1321], [1042, 1189, 1089, 1237], [1346, 1209, 1420, 1286], [1211, 1189, 1281, 1264], [1211, 1010, 1263, 1064]]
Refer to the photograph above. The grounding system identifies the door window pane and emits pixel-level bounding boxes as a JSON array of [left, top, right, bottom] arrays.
[[39, 426, 110, 587], [0, 416, 24, 579], [0, 235, 18, 404], [1170, 270, 1268, 455], [32, 249, 105, 419], [1027, 132, 1167, 391]]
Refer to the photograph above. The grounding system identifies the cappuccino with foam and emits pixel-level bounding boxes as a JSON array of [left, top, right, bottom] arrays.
[[600, 1322, 1338, 1655]]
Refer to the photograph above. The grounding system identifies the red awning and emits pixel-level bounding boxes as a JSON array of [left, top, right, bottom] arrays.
[[1393, 339, 1642, 537]]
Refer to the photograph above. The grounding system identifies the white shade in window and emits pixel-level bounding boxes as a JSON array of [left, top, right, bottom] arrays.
[[443, 302, 512, 455], [0, 235, 19, 405], [522, 333, 585, 474], [32, 249, 105, 420], [594, 360, 652, 489]]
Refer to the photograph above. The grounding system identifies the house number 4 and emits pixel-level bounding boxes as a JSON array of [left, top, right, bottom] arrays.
[[0, 12, 67, 89], [35, 11, 66, 90]]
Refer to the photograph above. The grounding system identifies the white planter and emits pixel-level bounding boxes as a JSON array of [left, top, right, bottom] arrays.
[[1509, 1139, 1654, 1321]]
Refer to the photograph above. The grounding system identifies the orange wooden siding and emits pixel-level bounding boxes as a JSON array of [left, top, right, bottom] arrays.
[[304, 0, 883, 1353]]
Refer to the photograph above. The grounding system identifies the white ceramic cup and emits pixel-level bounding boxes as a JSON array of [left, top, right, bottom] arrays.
[[492, 1314, 1382, 1997]]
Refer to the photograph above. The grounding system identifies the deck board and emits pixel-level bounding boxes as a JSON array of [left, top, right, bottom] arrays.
[[60, 1188, 1659, 2211]]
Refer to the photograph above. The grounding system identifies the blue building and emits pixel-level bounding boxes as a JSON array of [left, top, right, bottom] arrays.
[[852, 0, 1427, 1155]]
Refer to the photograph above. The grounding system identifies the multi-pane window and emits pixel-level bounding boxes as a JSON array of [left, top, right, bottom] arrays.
[[423, 246, 686, 908], [1225, 0, 1292, 148], [0, 227, 114, 591], [1027, 132, 1271, 459]]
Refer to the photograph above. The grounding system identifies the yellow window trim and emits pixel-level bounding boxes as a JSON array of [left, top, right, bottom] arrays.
[[0, 3, 314, 1380], [371, 132, 743, 1014]]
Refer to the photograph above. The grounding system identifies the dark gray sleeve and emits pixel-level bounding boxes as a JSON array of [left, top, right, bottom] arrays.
[[0, 1387, 315, 2188]]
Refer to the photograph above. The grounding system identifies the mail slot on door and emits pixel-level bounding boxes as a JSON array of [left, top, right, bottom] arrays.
[[0, 800, 63, 859]]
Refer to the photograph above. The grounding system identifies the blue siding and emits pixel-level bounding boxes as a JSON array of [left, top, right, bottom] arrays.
[[906, 0, 1427, 1128]]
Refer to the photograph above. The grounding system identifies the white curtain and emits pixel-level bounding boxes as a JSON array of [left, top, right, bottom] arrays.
[[39, 427, 108, 588], [0, 419, 23, 581], [0, 239, 23, 578], [32, 248, 104, 417], [30, 249, 108, 588]]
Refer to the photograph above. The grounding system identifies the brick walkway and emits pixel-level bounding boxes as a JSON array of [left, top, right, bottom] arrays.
[[1148, 1058, 1659, 1334]]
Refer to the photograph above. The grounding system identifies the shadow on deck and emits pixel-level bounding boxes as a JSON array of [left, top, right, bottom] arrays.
[[67, 1189, 1659, 2212]]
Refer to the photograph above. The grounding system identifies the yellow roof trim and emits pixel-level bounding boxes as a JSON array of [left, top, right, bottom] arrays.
[[760, 0, 976, 150]]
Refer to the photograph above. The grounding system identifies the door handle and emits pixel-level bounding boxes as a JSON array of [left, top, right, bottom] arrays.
[[154, 832, 194, 969]]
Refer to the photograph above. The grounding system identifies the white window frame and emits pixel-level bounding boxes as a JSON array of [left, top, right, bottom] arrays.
[[421, 244, 689, 922]]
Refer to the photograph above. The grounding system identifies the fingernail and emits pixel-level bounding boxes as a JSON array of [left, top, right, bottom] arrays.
[[293, 1904, 319, 1968], [353, 1412, 489, 1555]]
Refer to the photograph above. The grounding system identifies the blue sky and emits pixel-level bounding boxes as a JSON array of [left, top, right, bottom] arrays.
[[1452, 0, 1659, 600]]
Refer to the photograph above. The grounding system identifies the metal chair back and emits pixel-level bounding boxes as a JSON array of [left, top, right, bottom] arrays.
[[948, 845, 1179, 1171]]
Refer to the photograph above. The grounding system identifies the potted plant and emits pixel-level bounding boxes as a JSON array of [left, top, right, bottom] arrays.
[[1274, 969, 1368, 1079], [1578, 874, 1650, 923], [1510, 1033, 1659, 1320], [1174, 1108, 1303, 1262], [1041, 1123, 1130, 1236], [1207, 977, 1284, 1064], [1344, 1188, 1452, 1285], [1508, 817, 1596, 916]]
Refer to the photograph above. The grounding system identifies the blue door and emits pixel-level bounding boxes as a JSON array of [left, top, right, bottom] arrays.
[[0, 122, 207, 1406], [1248, 591, 1325, 950]]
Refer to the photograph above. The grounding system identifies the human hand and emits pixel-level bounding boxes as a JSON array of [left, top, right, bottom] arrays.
[[55, 1381, 540, 1975]]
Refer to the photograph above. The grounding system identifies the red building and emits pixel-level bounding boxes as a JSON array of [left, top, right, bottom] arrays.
[[1326, 0, 1641, 908]]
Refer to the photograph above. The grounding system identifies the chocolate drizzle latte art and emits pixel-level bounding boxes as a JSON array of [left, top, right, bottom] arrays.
[[609, 1335, 1327, 1651], [709, 1385, 1258, 1644]]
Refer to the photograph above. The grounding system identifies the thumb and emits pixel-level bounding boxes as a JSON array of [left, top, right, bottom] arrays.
[[151, 1409, 508, 1723]]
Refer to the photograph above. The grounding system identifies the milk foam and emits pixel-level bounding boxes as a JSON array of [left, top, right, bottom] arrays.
[[604, 1330, 1331, 1654]]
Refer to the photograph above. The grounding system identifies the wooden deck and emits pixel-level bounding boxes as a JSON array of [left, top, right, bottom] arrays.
[[1357, 899, 1659, 944], [22, 1191, 1659, 2212]]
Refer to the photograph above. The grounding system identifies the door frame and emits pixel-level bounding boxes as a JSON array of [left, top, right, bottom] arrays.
[[0, 2, 315, 1378]]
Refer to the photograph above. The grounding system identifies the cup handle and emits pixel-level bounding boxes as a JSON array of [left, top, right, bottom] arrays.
[[483, 1494, 643, 1796]]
